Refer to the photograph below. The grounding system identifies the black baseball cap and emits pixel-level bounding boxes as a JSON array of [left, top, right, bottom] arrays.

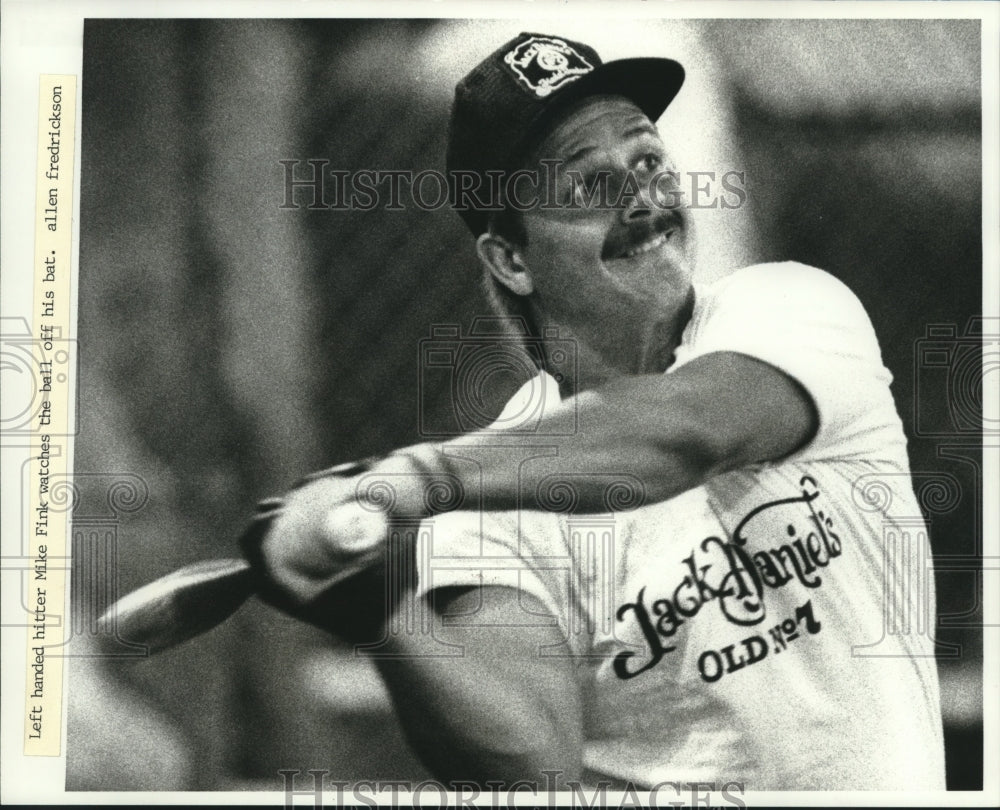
[[446, 32, 685, 235]]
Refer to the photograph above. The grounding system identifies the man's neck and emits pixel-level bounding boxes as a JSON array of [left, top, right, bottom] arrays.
[[534, 285, 696, 398]]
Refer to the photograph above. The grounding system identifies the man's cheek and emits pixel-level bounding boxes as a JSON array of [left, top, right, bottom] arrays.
[[529, 218, 607, 267], [535, 250, 603, 293]]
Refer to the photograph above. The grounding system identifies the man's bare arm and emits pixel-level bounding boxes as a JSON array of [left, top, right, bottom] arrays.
[[373, 585, 583, 786], [259, 351, 816, 601], [422, 351, 818, 514]]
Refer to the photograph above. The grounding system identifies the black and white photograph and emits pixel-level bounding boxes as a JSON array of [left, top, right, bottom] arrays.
[[1, 3, 997, 806]]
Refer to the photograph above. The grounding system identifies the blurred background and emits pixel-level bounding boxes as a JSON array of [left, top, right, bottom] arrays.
[[66, 18, 984, 791]]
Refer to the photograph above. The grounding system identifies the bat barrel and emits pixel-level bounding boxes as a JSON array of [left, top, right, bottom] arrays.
[[97, 558, 257, 655]]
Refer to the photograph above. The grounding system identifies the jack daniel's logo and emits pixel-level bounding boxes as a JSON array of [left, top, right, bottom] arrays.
[[614, 475, 843, 679]]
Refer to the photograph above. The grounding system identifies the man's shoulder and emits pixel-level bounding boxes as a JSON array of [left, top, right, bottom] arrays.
[[691, 260, 875, 337], [701, 261, 858, 303]]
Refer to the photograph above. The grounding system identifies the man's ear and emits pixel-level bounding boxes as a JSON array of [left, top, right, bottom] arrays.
[[476, 232, 534, 296]]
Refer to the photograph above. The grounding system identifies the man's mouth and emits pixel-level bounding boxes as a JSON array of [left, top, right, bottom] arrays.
[[604, 214, 680, 262], [621, 230, 671, 258]]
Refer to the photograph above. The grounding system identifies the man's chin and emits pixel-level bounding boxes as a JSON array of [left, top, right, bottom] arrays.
[[603, 256, 693, 298]]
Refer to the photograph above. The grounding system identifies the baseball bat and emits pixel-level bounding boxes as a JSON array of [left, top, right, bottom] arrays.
[[95, 458, 390, 655], [96, 557, 256, 655]]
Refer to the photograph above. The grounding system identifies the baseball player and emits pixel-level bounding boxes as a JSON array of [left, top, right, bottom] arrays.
[[251, 33, 946, 791]]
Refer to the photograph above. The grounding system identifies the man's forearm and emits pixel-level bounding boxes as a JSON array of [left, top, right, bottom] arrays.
[[389, 374, 720, 518], [447, 388, 714, 513], [384, 353, 814, 520]]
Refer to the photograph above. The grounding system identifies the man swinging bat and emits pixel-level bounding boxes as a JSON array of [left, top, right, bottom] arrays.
[[122, 32, 947, 791]]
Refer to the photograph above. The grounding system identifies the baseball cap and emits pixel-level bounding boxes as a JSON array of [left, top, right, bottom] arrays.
[[446, 32, 685, 234]]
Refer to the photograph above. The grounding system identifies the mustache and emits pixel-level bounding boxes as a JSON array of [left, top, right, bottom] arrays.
[[602, 210, 681, 261]]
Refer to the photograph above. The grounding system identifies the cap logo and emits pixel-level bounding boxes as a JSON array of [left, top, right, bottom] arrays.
[[503, 36, 594, 98]]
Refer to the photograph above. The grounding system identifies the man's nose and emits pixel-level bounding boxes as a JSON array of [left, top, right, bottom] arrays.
[[623, 203, 653, 222], [621, 184, 657, 223]]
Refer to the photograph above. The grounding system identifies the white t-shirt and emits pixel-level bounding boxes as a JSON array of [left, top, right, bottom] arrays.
[[415, 262, 945, 790]]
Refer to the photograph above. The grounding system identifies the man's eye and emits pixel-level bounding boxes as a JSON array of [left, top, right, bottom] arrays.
[[564, 173, 607, 206], [639, 153, 662, 173]]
